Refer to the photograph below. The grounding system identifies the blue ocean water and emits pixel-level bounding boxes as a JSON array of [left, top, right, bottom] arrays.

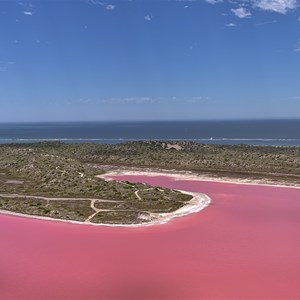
[[0, 120, 299, 146]]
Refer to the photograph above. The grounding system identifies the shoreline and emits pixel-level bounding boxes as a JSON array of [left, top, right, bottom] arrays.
[[2, 165, 299, 227], [97, 165, 300, 189]]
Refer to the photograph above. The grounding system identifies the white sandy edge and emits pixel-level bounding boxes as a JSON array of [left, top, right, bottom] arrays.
[[138, 190, 211, 226], [0, 190, 210, 227], [98, 168, 300, 190]]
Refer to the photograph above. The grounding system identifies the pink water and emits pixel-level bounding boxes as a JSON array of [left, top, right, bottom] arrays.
[[1, 175, 300, 299]]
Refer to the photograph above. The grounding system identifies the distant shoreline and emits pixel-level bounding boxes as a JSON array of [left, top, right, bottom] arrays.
[[1, 138, 300, 147], [1, 119, 300, 147], [98, 165, 300, 189]]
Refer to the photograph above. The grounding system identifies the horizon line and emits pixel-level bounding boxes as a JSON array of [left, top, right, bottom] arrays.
[[0, 117, 300, 124]]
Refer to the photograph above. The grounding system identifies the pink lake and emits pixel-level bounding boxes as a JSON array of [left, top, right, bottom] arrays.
[[1, 175, 300, 299]]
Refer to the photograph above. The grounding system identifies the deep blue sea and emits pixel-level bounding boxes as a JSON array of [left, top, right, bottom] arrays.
[[0, 120, 299, 146]]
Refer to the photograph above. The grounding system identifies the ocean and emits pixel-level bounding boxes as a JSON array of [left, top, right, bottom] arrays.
[[0, 120, 299, 146]]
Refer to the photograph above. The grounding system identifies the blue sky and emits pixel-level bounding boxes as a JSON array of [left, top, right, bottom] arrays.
[[0, 0, 300, 121]]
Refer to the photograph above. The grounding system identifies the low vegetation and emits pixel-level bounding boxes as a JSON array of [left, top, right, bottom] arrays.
[[0, 141, 299, 224], [43, 141, 299, 177], [0, 142, 192, 224]]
